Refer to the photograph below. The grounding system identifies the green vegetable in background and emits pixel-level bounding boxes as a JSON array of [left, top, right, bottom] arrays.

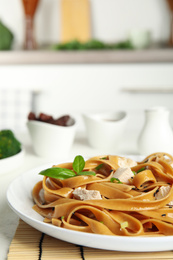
[[53, 40, 82, 50], [81, 39, 107, 50], [52, 39, 133, 51], [0, 130, 21, 159], [39, 155, 96, 179], [0, 20, 14, 50], [111, 40, 133, 49]]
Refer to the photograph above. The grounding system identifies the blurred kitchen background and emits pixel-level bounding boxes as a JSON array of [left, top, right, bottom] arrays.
[[0, 0, 173, 154]]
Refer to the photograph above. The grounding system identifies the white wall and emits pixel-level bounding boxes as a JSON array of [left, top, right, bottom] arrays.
[[0, 0, 173, 134], [1, 63, 173, 111], [0, 0, 171, 48], [0, 63, 173, 133]]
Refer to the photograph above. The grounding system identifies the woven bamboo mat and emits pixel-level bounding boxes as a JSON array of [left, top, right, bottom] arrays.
[[7, 219, 173, 260]]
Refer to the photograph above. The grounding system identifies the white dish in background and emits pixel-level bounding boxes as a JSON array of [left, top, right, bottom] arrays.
[[83, 111, 128, 151], [128, 29, 151, 49], [27, 119, 76, 160], [6, 157, 173, 252], [0, 149, 24, 175]]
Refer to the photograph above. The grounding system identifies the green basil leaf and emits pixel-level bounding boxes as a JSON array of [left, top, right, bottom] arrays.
[[95, 163, 104, 170], [77, 171, 96, 176], [39, 167, 76, 179], [73, 155, 85, 173]]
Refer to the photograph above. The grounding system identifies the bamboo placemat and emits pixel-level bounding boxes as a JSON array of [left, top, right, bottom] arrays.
[[7, 219, 173, 260]]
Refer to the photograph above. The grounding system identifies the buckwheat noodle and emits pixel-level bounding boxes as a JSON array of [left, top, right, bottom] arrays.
[[32, 152, 173, 236]]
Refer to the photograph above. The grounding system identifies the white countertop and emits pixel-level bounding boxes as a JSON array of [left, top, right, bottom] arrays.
[[0, 130, 138, 260]]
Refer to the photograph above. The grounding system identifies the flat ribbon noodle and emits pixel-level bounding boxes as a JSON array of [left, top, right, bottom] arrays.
[[133, 170, 156, 189], [32, 152, 173, 236]]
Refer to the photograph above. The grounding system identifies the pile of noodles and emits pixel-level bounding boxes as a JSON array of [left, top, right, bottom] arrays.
[[32, 152, 173, 236]]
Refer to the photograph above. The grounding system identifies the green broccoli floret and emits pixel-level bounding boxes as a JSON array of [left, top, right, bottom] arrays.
[[0, 130, 21, 159]]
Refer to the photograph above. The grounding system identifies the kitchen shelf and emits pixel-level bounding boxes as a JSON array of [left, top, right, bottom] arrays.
[[122, 87, 173, 93], [0, 48, 173, 64]]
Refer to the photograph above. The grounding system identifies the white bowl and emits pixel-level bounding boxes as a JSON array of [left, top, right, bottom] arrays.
[[0, 148, 24, 175], [27, 120, 76, 159], [83, 111, 128, 150]]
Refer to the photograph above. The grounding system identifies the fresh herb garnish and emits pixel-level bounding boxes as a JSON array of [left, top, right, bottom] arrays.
[[73, 155, 85, 174], [39, 155, 96, 179], [39, 167, 76, 179], [137, 167, 145, 173], [120, 221, 128, 230], [73, 155, 96, 175], [77, 171, 96, 176], [100, 156, 108, 160], [95, 164, 104, 170], [110, 177, 122, 184]]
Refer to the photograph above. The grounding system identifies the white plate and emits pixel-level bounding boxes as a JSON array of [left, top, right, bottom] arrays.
[[0, 149, 24, 175], [6, 158, 173, 252]]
